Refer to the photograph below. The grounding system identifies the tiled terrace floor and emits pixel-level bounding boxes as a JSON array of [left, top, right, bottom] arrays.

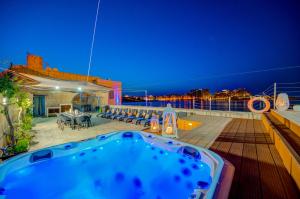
[[31, 114, 231, 151], [178, 115, 231, 147], [30, 115, 144, 151]]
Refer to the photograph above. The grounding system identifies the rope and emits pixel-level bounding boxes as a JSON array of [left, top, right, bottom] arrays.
[[87, 0, 101, 82]]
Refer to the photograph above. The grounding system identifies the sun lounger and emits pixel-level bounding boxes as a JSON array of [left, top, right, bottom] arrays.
[[112, 109, 123, 120], [126, 109, 142, 123], [139, 110, 153, 126], [104, 108, 117, 119], [115, 109, 128, 120], [123, 109, 138, 122], [131, 110, 146, 124]]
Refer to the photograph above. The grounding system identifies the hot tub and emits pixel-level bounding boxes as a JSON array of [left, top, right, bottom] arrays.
[[0, 131, 224, 199]]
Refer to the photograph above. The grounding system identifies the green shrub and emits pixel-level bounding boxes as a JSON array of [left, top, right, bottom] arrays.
[[21, 114, 33, 131], [14, 138, 29, 153]]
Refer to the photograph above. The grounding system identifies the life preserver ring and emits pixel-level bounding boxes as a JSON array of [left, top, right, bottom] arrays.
[[247, 97, 270, 113]]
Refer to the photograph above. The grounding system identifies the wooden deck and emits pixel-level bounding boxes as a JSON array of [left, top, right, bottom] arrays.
[[182, 118, 299, 199]]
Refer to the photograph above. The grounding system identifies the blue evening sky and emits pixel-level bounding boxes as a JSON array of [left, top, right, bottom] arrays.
[[1, 0, 300, 95]]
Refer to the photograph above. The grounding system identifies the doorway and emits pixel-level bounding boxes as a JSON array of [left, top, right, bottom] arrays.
[[33, 95, 45, 117]]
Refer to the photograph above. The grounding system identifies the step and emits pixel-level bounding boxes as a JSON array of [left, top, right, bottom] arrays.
[[263, 112, 300, 189], [265, 112, 300, 156]]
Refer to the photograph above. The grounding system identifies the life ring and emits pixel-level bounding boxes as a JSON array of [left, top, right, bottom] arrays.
[[247, 97, 270, 113]]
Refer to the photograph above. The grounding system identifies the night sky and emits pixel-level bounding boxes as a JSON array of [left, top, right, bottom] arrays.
[[1, 0, 300, 95]]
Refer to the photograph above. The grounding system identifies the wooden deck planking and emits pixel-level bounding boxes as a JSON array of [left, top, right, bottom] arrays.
[[208, 118, 300, 199], [253, 120, 267, 143], [216, 119, 242, 144], [256, 144, 286, 198], [241, 120, 262, 199], [239, 143, 262, 199], [269, 145, 300, 199], [226, 142, 243, 199], [210, 141, 221, 151]]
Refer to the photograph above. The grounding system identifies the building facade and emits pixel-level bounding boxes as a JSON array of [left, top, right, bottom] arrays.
[[10, 54, 122, 117]]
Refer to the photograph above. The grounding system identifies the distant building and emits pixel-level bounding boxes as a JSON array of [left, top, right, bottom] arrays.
[[231, 88, 251, 99], [9, 54, 122, 116], [214, 88, 251, 99], [188, 89, 211, 99]]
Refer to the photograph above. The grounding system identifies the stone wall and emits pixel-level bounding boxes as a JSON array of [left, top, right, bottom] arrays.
[[31, 90, 109, 115], [46, 91, 77, 108]]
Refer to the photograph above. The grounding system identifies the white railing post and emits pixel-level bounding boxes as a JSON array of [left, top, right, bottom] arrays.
[[201, 99, 203, 110], [145, 90, 148, 107], [228, 97, 231, 111], [192, 97, 195, 109], [273, 82, 277, 109]]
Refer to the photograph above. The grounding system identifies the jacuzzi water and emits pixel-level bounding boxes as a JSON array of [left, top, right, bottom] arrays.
[[0, 131, 224, 199]]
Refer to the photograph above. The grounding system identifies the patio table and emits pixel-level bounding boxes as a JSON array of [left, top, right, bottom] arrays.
[[60, 112, 90, 130]]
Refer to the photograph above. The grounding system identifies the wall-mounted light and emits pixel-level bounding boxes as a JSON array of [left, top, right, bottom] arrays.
[[55, 86, 60, 90], [188, 122, 193, 126], [2, 97, 7, 105], [78, 87, 82, 91]]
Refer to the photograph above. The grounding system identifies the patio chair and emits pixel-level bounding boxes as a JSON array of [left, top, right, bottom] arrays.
[[122, 109, 137, 122], [96, 108, 109, 118], [108, 108, 120, 119], [157, 111, 163, 125], [75, 115, 92, 129], [104, 108, 116, 119], [115, 109, 128, 120], [112, 109, 123, 120], [132, 110, 146, 124], [97, 109, 111, 118], [126, 109, 142, 123], [142, 111, 158, 127], [57, 114, 72, 130], [138, 110, 153, 126], [118, 109, 131, 121]]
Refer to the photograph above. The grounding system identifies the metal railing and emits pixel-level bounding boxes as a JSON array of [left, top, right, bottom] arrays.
[[122, 82, 300, 112], [122, 98, 252, 112], [262, 82, 300, 110]]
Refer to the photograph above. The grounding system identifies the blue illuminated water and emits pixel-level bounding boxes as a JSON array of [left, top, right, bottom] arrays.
[[0, 134, 212, 199]]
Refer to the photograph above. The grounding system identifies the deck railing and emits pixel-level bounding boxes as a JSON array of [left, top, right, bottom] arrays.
[[122, 82, 300, 112], [262, 82, 300, 110]]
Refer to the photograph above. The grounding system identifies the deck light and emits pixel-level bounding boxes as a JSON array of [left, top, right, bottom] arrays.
[[188, 122, 193, 126], [162, 104, 178, 138], [55, 86, 60, 90], [78, 87, 82, 91]]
